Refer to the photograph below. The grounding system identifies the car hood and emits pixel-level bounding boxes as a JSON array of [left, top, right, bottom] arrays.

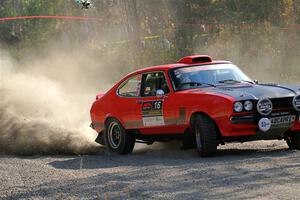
[[200, 84, 300, 100]]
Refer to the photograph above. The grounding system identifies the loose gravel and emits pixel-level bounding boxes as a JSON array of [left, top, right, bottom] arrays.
[[1, 141, 299, 200]]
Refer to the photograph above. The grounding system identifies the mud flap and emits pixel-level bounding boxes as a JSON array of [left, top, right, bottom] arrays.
[[181, 130, 196, 150], [95, 133, 105, 146]]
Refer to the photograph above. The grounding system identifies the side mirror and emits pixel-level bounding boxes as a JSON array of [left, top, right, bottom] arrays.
[[156, 89, 165, 98], [254, 80, 259, 84]]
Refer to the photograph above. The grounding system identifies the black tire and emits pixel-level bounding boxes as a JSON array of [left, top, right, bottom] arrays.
[[285, 131, 300, 150], [104, 118, 135, 154], [194, 114, 218, 157]]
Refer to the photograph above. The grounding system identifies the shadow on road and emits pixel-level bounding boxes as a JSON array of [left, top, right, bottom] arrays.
[[49, 142, 294, 170]]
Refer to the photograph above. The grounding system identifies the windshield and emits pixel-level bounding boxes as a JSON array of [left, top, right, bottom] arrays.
[[169, 64, 253, 91]]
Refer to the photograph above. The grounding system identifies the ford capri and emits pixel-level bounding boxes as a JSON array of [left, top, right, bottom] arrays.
[[90, 55, 300, 157]]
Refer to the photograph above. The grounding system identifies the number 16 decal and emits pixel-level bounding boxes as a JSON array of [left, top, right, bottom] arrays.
[[142, 100, 164, 126], [154, 101, 162, 110]]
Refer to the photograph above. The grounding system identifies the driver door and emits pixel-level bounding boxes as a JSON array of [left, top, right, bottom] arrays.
[[136, 71, 177, 134]]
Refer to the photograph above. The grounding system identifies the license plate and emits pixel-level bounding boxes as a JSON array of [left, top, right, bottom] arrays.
[[270, 115, 296, 129]]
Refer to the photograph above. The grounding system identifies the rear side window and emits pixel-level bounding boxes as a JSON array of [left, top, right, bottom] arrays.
[[118, 75, 142, 97]]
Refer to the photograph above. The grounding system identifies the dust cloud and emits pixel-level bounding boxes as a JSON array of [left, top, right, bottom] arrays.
[[0, 45, 118, 155], [0, 1, 141, 156], [1, 9, 299, 156], [193, 26, 300, 83]]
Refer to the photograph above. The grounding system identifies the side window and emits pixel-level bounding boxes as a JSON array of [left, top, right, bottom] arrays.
[[118, 75, 142, 97], [141, 72, 170, 97]]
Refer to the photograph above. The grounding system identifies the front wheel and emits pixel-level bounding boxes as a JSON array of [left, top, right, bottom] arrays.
[[285, 131, 300, 150], [104, 118, 135, 154], [194, 114, 218, 157]]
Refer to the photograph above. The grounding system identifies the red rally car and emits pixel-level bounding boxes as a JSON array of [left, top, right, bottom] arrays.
[[90, 55, 300, 157]]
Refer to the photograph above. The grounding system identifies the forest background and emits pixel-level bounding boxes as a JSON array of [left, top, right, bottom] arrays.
[[1, 0, 300, 85]]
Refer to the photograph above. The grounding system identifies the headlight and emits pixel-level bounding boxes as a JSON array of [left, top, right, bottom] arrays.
[[244, 100, 253, 111], [234, 102, 243, 112]]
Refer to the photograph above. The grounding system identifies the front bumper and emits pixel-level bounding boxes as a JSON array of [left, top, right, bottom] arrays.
[[230, 115, 256, 124], [217, 111, 300, 137]]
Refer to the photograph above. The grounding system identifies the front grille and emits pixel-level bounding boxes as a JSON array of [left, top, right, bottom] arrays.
[[271, 97, 293, 109]]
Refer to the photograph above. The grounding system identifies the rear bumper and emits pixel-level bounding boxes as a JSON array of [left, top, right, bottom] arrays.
[[90, 121, 104, 133], [90, 123, 95, 129]]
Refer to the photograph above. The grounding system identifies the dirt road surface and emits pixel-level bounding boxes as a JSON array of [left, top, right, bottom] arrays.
[[1, 141, 299, 200]]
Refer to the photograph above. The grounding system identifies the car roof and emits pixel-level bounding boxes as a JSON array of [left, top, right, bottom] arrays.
[[119, 55, 233, 84], [131, 60, 232, 75], [115, 56, 233, 88]]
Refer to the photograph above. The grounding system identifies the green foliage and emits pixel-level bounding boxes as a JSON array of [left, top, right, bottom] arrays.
[[0, 0, 79, 47], [0, 0, 299, 81]]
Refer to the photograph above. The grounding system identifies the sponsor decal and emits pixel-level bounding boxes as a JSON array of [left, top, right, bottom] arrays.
[[258, 118, 271, 132], [142, 100, 165, 126], [142, 116, 165, 127], [271, 112, 290, 117]]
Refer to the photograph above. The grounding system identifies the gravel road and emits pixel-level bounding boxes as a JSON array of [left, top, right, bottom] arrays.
[[1, 141, 300, 200]]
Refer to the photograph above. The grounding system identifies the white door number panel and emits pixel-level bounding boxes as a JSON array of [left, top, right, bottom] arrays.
[[142, 100, 165, 127]]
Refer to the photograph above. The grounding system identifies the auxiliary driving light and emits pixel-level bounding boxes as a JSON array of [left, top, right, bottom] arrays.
[[293, 95, 300, 111], [257, 98, 273, 116]]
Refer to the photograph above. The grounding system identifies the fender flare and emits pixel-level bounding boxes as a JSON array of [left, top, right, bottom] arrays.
[[189, 111, 222, 139]]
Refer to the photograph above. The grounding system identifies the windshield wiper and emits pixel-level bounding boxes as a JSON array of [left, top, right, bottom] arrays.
[[218, 79, 254, 84], [178, 81, 216, 88], [218, 79, 240, 84], [240, 80, 255, 84]]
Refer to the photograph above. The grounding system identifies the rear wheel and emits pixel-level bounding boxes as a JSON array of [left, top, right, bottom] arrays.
[[194, 114, 218, 157], [104, 118, 135, 154], [285, 131, 300, 150]]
